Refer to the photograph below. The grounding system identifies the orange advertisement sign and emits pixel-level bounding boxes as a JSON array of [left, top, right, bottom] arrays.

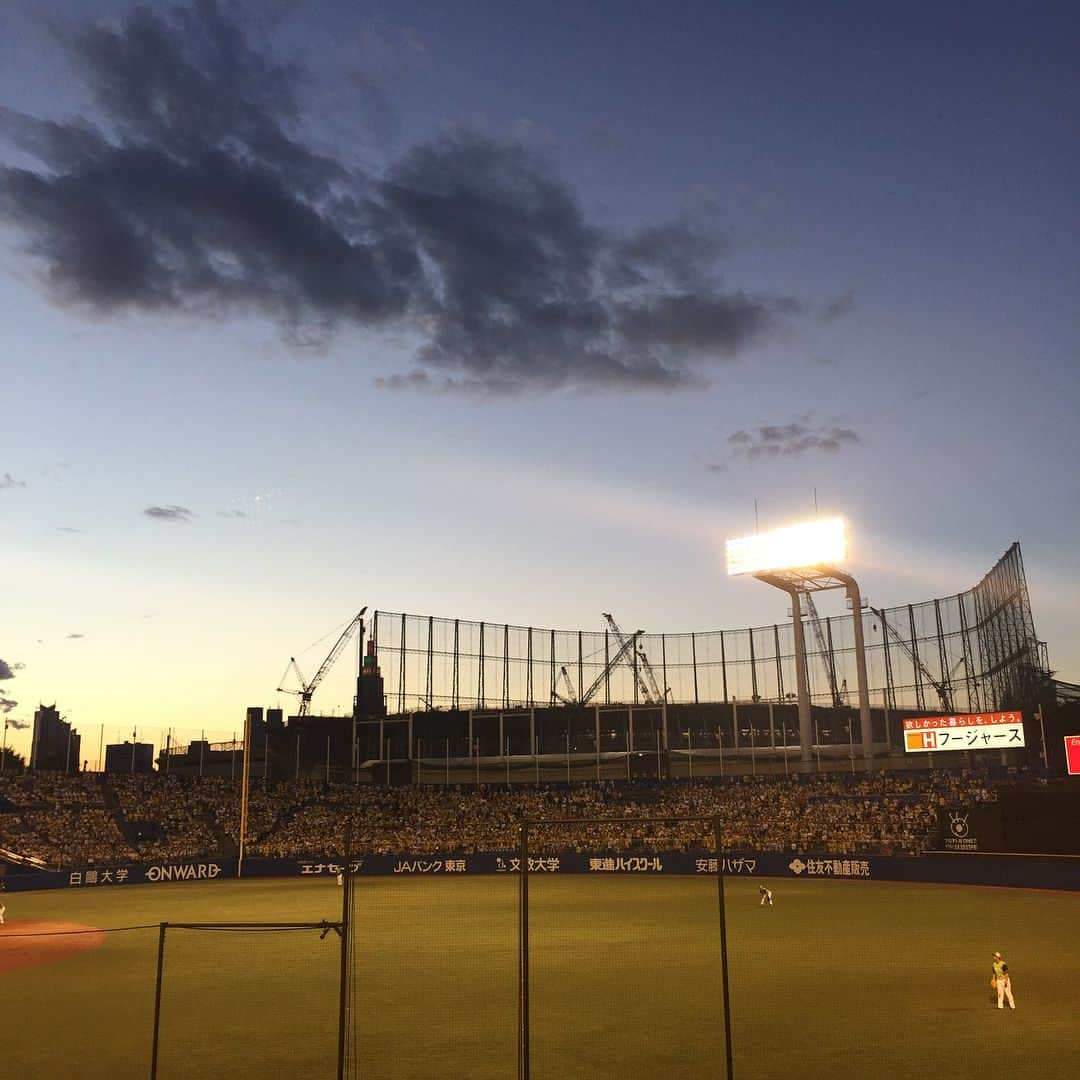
[[906, 731, 937, 751]]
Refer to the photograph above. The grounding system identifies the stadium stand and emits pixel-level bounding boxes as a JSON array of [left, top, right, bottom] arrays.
[[0, 769, 1002, 869]]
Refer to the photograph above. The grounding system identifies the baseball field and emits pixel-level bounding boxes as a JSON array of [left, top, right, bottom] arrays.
[[2, 874, 1078, 1079]]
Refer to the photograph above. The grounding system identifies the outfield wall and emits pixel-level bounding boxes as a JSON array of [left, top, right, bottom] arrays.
[[5, 849, 1080, 893]]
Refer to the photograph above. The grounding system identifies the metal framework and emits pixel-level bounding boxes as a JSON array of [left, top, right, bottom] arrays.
[[369, 544, 1048, 719], [751, 564, 872, 765]]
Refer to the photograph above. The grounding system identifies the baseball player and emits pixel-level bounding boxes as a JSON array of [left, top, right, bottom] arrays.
[[0, 902, 6, 925], [991, 951, 1015, 1009], [758, 884, 773, 907]]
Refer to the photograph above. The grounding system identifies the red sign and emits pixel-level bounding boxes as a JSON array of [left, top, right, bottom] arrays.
[[902, 711, 1022, 731], [1065, 736, 1080, 777]]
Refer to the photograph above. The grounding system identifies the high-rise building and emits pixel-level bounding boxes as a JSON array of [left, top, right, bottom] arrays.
[[104, 741, 155, 774], [355, 640, 386, 719], [30, 704, 81, 773]]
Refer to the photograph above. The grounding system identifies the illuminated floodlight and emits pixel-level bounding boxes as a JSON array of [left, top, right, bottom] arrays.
[[725, 517, 848, 576]]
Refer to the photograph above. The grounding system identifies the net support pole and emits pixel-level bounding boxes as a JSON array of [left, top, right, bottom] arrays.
[[238, 711, 252, 878], [149, 922, 167, 1080], [714, 817, 735, 1080], [337, 839, 352, 1080], [518, 822, 530, 1080]]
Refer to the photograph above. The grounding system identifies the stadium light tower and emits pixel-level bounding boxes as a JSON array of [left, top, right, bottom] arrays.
[[725, 518, 873, 768]]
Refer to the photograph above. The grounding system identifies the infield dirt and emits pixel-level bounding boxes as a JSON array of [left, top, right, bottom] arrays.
[[0, 920, 106, 974]]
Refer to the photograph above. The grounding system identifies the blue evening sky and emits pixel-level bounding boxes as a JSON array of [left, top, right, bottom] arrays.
[[1, 1, 1077, 760]]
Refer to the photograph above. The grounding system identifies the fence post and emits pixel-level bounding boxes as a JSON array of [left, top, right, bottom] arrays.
[[150, 922, 167, 1080], [714, 817, 735, 1080]]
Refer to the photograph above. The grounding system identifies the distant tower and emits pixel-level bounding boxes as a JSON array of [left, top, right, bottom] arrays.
[[31, 704, 81, 774], [355, 639, 386, 719]]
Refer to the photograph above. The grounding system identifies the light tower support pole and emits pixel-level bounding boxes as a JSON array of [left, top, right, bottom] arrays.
[[755, 575, 813, 763], [834, 571, 873, 767]]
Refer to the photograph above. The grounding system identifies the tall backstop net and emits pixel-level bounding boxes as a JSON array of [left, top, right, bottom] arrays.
[[368, 543, 1046, 720], [518, 816, 734, 1080], [150, 920, 345, 1079], [347, 870, 519, 1080]]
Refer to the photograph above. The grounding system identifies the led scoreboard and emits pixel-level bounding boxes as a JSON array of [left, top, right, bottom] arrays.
[[903, 711, 1025, 753]]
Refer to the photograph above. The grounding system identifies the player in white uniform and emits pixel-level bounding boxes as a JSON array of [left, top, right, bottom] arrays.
[[992, 951, 1015, 1009], [758, 884, 773, 906], [0, 902, 6, 924]]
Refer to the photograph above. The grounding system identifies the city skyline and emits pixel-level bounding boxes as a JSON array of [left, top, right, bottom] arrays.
[[2, 1, 1077, 763]]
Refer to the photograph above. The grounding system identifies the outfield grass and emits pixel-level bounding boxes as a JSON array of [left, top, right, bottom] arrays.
[[3, 875, 1079, 1078]]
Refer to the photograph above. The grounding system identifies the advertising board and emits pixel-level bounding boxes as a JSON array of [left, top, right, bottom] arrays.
[[902, 711, 1024, 753]]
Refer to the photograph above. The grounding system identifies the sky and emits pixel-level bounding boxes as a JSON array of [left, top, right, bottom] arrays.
[[1, 0, 1078, 764]]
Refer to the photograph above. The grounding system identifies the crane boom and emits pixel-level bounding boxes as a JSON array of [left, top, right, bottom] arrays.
[[579, 634, 638, 705], [277, 608, 367, 717], [802, 593, 842, 708], [871, 606, 953, 711], [603, 614, 664, 703], [554, 666, 577, 705]]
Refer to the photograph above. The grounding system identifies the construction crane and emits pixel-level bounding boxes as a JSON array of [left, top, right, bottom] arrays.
[[870, 606, 956, 712], [554, 666, 577, 705], [574, 630, 639, 708], [603, 614, 665, 704], [802, 593, 843, 708], [277, 608, 367, 718]]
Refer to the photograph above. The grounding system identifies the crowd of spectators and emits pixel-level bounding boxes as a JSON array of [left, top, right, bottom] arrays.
[[0, 768, 1004, 868], [0, 773, 136, 865], [111, 775, 221, 860]]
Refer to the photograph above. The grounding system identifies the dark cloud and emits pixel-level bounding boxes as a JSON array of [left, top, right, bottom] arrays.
[[216, 509, 249, 518], [143, 505, 193, 522], [0, 473, 27, 489], [707, 416, 861, 470], [6, 717, 30, 729], [717, 421, 861, 466], [57, 525, 81, 533], [617, 292, 770, 354], [0, 1, 803, 394], [0, 659, 18, 714], [66, 633, 85, 640], [0, 659, 24, 680], [608, 222, 729, 290]]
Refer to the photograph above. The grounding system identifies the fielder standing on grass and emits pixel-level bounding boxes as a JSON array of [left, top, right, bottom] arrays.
[[0, 901, 6, 925], [991, 951, 1015, 1010], [758, 884, 773, 907]]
